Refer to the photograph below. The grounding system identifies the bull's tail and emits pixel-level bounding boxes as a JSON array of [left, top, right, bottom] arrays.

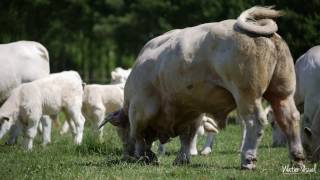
[[98, 109, 129, 129], [236, 6, 283, 35]]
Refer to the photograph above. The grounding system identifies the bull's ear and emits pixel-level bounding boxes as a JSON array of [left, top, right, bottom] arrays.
[[304, 127, 312, 138]]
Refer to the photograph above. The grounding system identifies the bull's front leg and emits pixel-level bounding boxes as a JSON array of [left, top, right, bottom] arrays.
[[134, 136, 159, 165], [173, 126, 198, 165]]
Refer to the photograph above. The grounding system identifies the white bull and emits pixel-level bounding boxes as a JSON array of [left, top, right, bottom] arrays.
[[100, 7, 304, 169], [295, 45, 320, 162]]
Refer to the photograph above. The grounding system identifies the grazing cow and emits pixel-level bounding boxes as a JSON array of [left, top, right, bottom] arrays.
[[0, 71, 85, 150], [0, 41, 51, 145], [100, 7, 304, 169], [81, 84, 124, 142], [295, 46, 320, 162], [59, 68, 130, 142]]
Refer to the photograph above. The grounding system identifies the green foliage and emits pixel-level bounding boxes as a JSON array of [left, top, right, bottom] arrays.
[[0, 0, 319, 83]]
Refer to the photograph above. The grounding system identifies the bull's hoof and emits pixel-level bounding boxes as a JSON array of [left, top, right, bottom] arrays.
[[136, 156, 159, 165], [173, 154, 190, 166], [200, 147, 212, 155], [121, 155, 137, 163], [290, 160, 305, 169], [241, 159, 257, 170]]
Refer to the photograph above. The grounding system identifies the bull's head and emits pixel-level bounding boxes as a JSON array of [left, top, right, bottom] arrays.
[[98, 109, 135, 158]]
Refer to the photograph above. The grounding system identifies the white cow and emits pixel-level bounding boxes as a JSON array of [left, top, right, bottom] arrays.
[[81, 84, 124, 142], [0, 41, 50, 103], [60, 68, 130, 142], [295, 46, 320, 162], [100, 6, 305, 169], [0, 41, 51, 145], [0, 71, 85, 150]]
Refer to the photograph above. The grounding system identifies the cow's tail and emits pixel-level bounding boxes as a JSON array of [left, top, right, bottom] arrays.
[[236, 6, 283, 35], [98, 109, 129, 129]]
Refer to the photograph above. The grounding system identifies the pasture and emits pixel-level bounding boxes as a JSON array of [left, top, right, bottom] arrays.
[[0, 120, 318, 179]]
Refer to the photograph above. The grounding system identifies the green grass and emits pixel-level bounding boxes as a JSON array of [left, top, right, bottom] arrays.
[[0, 123, 319, 180]]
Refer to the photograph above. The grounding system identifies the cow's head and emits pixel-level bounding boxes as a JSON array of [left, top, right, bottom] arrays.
[[302, 127, 320, 162], [0, 114, 12, 139]]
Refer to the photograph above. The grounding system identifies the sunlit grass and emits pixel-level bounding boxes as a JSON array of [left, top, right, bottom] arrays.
[[0, 120, 319, 179]]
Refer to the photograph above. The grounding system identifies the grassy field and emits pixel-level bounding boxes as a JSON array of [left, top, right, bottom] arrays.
[[0, 122, 319, 180]]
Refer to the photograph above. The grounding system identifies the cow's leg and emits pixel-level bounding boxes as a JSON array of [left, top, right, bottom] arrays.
[[41, 115, 52, 146], [157, 142, 166, 155], [189, 133, 198, 156], [91, 107, 105, 143], [5, 121, 21, 145], [237, 98, 267, 170], [66, 108, 85, 145], [201, 133, 214, 155], [59, 121, 70, 135], [22, 116, 40, 150], [267, 96, 304, 167]]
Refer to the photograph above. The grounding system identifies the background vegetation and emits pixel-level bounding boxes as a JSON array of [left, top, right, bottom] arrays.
[[0, 0, 319, 83]]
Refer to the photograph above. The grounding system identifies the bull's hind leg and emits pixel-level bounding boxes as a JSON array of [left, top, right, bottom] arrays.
[[236, 97, 267, 170], [265, 95, 304, 166]]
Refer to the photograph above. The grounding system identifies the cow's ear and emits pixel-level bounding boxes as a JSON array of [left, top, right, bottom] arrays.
[[304, 127, 312, 138]]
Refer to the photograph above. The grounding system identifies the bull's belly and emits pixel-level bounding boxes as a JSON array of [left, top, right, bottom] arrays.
[[149, 85, 236, 139]]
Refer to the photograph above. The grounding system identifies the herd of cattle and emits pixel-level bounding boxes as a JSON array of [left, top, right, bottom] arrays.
[[0, 6, 319, 170]]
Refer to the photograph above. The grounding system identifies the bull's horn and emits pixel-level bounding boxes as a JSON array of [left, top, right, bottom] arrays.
[[98, 114, 112, 129]]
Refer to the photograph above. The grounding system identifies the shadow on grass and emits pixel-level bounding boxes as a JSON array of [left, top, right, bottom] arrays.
[[75, 141, 122, 156], [75, 157, 124, 167]]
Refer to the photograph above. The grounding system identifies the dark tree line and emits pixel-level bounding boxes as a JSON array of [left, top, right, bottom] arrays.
[[0, 0, 319, 83]]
